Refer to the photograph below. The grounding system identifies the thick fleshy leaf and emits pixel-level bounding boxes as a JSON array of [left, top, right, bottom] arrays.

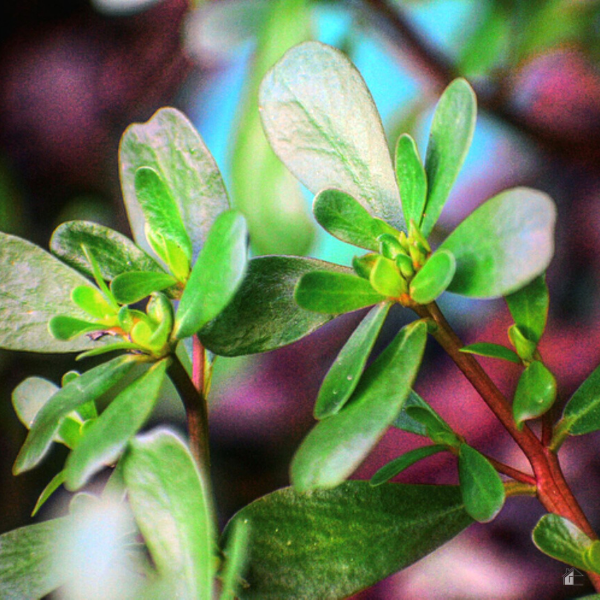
[[421, 78, 476, 237], [295, 271, 385, 315], [200, 257, 351, 356], [231, 0, 314, 256], [533, 514, 600, 573], [119, 107, 229, 259], [65, 360, 168, 490], [32, 470, 67, 516], [460, 342, 521, 364], [370, 445, 447, 486], [0, 518, 70, 599], [123, 429, 215, 600], [505, 275, 549, 344], [369, 256, 407, 297], [50, 221, 164, 281], [174, 210, 248, 339], [410, 249, 456, 304], [395, 134, 427, 226], [313, 188, 380, 251], [315, 302, 391, 419], [259, 41, 404, 229], [71, 286, 115, 319], [438, 187, 556, 298], [508, 324, 537, 361], [558, 363, 600, 436], [219, 519, 250, 600], [48, 316, 102, 341], [12, 376, 59, 430], [110, 271, 178, 305], [458, 444, 505, 523], [291, 321, 427, 491], [0, 232, 102, 352], [513, 361, 557, 429], [14, 355, 138, 474], [223, 482, 471, 599]]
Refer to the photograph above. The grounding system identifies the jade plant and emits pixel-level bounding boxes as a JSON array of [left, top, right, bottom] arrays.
[[2, 39, 600, 599]]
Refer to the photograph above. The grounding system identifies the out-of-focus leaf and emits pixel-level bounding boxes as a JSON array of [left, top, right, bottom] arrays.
[[438, 188, 556, 298], [557, 363, 600, 436], [0, 232, 102, 352], [410, 249, 456, 304], [315, 302, 391, 419], [174, 210, 248, 339], [505, 275, 549, 344], [260, 41, 404, 230], [370, 445, 447, 486], [460, 342, 521, 364], [219, 519, 250, 600], [32, 470, 67, 516], [91, 0, 161, 17], [110, 271, 178, 305], [50, 221, 163, 281], [65, 360, 168, 490], [291, 321, 427, 491], [296, 271, 386, 315], [200, 256, 351, 356], [223, 482, 471, 599], [513, 361, 557, 429], [231, 0, 314, 255], [12, 377, 59, 430], [124, 429, 215, 600], [421, 78, 476, 237], [14, 355, 138, 474], [395, 133, 427, 227], [458, 444, 505, 523], [120, 107, 229, 260]]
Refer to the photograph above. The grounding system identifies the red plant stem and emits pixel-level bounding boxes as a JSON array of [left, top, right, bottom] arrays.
[[483, 456, 536, 486]]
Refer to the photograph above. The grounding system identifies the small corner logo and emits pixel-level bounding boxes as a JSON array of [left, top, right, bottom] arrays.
[[563, 567, 584, 586]]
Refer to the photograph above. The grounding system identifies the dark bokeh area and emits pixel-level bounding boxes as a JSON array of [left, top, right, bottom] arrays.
[[2, 0, 600, 598]]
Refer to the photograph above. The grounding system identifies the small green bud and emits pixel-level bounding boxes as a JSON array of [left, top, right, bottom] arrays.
[[395, 253, 415, 278], [352, 254, 379, 279], [409, 220, 431, 253], [398, 231, 410, 253], [508, 324, 537, 362], [131, 320, 154, 348], [377, 234, 405, 260], [369, 256, 408, 297]]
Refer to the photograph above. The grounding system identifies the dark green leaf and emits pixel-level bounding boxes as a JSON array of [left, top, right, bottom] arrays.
[[124, 429, 215, 600], [50, 220, 163, 281], [223, 482, 471, 599], [0, 232, 102, 352], [508, 324, 537, 361], [422, 78, 476, 237], [410, 249, 456, 304], [291, 321, 427, 491], [558, 363, 600, 436], [200, 256, 351, 356], [460, 342, 521, 364], [110, 271, 177, 305], [370, 445, 447, 486], [12, 376, 59, 430], [120, 107, 229, 259], [14, 355, 138, 474], [505, 275, 549, 344], [32, 470, 67, 516], [174, 210, 248, 339], [65, 360, 168, 490], [219, 519, 250, 600], [395, 133, 427, 227], [48, 315, 101, 341], [0, 518, 70, 599], [404, 406, 461, 447], [438, 188, 556, 298], [513, 361, 557, 429], [315, 302, 391, 419], [313, 188, 380, 251], [259, 41, 404, 230], [369, 256, 407, 297], [458, 444, 505, 523], [393, 389, 444, 437]]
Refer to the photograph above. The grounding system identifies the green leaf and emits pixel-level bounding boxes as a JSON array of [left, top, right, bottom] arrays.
[[421, 78, 477, 237], [393, 389, 448, 437], [71, 286, 115, 320], [395, 133, 427, 227], [0, 232, 103, 352], [65, 360, 168, 490], [315, 302, 391, 419], [513, 361, 557, 429], [370, 445, 447, 486], [12, 376, 59, 430], [48, 315, 102, 341], [296, 271, 386, 315], [313, 188, 381, 251], [369, 256, 407, 297], [200, 256, 351, 356], [438, 187, 556, 298], [223, 482, 471, 599], [291, 321, 427, 491], [410, 249, 456, 304], [50, 220, 164, 281], [231, 0, 314, 256], [32, 470, 67, 516], [119, 107, 229, 259], [174, 210, 248, 340], [460, 342, 521, 364], [458, 444, 505, 523], [259, 41, 404, 230], [0, 518, 70, 599], [508, 324, 537, 361], [219, 519, 250, 600], [123, 429, 215, 600], [76, 341, 140, 361], [110, 271, 178, 305], [505, 275, 549, 344], [404, 406, 461, 447], [533, 514, 600, 573], [558, 363, 600, 436], [14, 355, 138, 474]]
